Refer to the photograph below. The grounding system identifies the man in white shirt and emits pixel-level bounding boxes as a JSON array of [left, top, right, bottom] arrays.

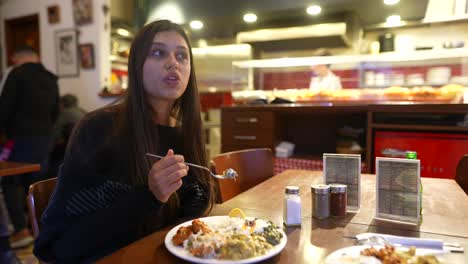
[[309, 49, 342, 92]]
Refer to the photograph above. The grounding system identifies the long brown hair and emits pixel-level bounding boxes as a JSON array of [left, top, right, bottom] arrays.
[[116, 20, 216, 226]]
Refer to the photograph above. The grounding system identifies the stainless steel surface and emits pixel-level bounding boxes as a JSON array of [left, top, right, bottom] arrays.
[[145, 153, 237, 180]]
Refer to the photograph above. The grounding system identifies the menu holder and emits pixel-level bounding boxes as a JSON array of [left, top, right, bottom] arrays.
[[375, 157, 421, 225], [323, 153, 361, 212]]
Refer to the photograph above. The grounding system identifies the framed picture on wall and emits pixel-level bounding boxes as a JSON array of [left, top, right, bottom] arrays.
[[79, 43, 95, 69], [47, 5, 60, 24], [72, 0, 93, 25], [55, 29, 79, 77]]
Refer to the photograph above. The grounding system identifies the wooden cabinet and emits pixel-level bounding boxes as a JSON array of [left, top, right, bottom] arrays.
[[221, 111, 276, 152], [221, 105, 368, 160]]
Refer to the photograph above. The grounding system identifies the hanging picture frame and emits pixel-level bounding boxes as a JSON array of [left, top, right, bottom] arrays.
[[55, 29, 79, 77], [79, 43, 95, 69], [72, 0, 93, 26], [47, 5, 60, 24]]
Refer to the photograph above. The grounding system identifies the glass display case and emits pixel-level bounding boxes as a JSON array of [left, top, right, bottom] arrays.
[[101, 26, 133, 96], [231, 48, 468, 104]]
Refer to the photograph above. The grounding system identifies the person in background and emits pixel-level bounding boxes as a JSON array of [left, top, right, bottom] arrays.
[[52, 94, 87, 142], [0, 45, 60, 249], [309, 49, 342, 92], [0, 46, 40, 162], [1, 46, 46, 96], [34, 19, 217, 263], [47, 94, 87, 178]]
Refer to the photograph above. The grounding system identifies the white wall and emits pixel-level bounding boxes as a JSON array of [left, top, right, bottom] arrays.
[[0, 0, 113, 111]]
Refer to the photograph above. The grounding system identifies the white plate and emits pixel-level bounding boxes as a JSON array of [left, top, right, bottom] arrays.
[[164, 215, 287, 264], [324, 245, 447, 264], [324, 246, 382, 264]]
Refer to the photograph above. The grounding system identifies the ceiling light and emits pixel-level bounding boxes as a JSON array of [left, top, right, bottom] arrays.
[[306, 5, 322, 15], [386, 15, 401, 26], [190, 20, 203, 30], [116, 28, 130, 37], [243, 13, 257, 23], [384, 0, 400, 5]]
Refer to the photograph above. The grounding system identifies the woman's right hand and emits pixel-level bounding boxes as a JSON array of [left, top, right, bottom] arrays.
[[148, 149, 189, 203]]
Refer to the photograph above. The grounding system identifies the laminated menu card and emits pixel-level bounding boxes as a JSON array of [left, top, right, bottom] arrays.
[[375, 157, 421, 224], [323, 153, 361, 212]]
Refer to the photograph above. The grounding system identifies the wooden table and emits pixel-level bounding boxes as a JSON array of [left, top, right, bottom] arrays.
[[0, 161, 41, 177], [97, 170, 468, 263]]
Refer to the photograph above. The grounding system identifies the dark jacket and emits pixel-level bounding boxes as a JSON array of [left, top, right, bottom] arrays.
[[0, 62, 60, 137]]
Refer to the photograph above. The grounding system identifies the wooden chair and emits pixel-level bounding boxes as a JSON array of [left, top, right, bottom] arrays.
[[456, 155, 468, 195], [27, 177, 57, 238], [211, 148, 274, 203]]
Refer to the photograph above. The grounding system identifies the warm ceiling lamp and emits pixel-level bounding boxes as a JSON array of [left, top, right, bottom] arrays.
[[243, 13, 257, 23], [306, 5, 322, 15], [386, 15, 401, 26], [190, 20, 203, 30], [116, 28, 130, 37], [384, 0, 400, 5]]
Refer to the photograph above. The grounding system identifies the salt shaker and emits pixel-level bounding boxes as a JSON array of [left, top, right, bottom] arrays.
[[311, 184, 330, 219], [283, 186, 301, 226]]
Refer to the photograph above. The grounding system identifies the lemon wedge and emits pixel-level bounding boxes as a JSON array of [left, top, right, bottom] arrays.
[[228, 208, 246, 219]]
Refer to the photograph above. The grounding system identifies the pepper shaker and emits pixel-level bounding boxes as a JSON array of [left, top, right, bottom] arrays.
[[330, 184, 347, 217], [311, 184, 330, 219]]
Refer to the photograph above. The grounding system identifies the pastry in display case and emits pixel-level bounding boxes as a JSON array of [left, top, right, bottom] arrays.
[[231, 48, 468, 104]]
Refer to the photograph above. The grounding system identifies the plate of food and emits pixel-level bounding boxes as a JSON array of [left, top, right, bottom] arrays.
[[324, 245, 445, 264], [164, 210, 287, 264]]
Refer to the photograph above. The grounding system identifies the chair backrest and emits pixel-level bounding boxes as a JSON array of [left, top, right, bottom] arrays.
[[456, 155, 468, 195], [211, 148, 274, 203], [27, 177, 57, 238]]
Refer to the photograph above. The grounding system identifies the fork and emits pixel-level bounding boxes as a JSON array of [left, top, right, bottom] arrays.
[[369, 235, 393, 247], [145, 153, 237, 180], [357, 235, 393, 247]]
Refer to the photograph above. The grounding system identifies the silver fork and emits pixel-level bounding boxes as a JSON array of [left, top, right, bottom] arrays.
[[369, 235, 393, 247], [357, 235, 393, 247], [145, 153, 237, 180]]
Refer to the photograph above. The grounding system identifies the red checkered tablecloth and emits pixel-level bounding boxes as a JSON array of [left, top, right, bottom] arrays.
[[274, 157, 367, 175]]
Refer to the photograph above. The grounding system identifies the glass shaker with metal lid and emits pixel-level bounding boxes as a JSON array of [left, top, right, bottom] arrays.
[[311, 184, 330, 219], [283, 186, 302, 226], [329, 184, 347, 217]]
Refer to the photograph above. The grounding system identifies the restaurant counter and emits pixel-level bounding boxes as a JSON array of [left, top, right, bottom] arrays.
[[221, 103, 468, 175]]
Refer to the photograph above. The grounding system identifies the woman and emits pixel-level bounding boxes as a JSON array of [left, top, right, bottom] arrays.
[[34, 20, 217, 263]]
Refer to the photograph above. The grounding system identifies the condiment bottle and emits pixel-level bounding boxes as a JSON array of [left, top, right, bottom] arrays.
[[283, 186, 301, 226], [311, 184, 330, 219], [329, 184, 347, 217], [406, 151, 423, 222]]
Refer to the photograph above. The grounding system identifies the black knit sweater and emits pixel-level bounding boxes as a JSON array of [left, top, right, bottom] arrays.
[[34, 110, 209, 263]]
